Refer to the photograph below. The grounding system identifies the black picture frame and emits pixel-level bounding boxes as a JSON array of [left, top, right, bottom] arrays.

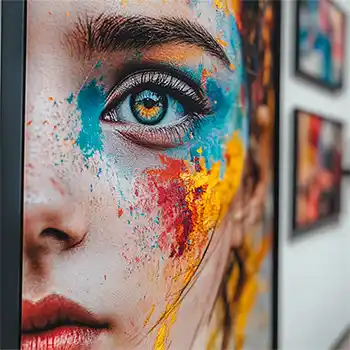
[[0, 0, 27, 348], [272, 2, 281, 349], [0, 1, 281, 349], [292, 108, 343, 238], [295, 0, 347, 92]]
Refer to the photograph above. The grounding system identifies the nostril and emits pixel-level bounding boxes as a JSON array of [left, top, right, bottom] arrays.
[[39, 227, 87, 250], [40, 228, 70, 242]]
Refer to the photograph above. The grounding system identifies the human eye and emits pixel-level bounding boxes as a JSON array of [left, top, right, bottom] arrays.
[[100, 64, 212, 149]]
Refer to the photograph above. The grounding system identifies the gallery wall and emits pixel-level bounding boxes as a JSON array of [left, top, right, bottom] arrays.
[[279, 0, 350, 349]]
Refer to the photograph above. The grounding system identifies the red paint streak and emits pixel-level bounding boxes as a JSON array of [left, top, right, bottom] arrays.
[[154, 154, 186, 179], [236, 16, 243, 31], [309, 115, 322, 147], [158, 231, 169, 252], [143, 155, 194, 258]]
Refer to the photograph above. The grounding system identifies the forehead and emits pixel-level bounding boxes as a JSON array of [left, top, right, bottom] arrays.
[[27, 0, 226, 37]]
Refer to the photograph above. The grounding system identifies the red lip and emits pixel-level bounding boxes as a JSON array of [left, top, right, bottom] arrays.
[[21, 295, 108, 350]]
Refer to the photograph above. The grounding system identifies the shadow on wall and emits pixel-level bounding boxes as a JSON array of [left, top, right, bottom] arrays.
[[330, 326, 350, 350]]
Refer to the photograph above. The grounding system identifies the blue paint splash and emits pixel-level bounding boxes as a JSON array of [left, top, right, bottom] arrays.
[[165, 11, 249, 178], [166, 75, 242, 177], [66, 93, 74, 104], [76, 80, 105, 158]]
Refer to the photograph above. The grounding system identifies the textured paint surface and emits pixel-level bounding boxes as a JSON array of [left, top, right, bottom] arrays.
[[22, 0, 277, 349]]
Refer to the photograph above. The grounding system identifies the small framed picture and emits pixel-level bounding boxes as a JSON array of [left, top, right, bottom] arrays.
[[295, 0, 346, 91], [292, 109, 343, 236]]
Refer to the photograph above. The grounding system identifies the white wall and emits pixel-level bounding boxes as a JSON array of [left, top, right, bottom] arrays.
[[279, 1, 350, 349]]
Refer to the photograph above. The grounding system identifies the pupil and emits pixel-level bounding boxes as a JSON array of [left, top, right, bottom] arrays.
[[144, 98, 157, 109]]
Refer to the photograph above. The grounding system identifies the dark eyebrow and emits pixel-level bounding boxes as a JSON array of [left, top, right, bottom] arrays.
[[66, 15, 231, 66]]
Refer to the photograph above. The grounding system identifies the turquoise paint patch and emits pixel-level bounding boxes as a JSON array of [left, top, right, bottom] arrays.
[[76, 80, 105, 158], [190, 78, 238, 172], [189, 0, 200, 7], [176, 65, 203, 86], [165, 75, 247, 179], [95, 60, 102, 69], [66, 93, 74, 104], [228, 14, 242, 62], [166, 14, 247, 174]]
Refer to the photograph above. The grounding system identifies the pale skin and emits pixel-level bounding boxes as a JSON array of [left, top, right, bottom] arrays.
[[23, 1, 265, 349]]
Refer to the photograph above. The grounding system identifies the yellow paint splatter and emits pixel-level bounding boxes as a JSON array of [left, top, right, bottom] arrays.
[[216, 37, 229, 48], [213, 0, 240, 17], [182, 131, 245, 235], [153, 133, 245, 350], [214, 0, 229, 15], [154, 324, 167, 350], [227, 0, 240, 16], [144, 304, 156, 327], [153, 301, 180, 350]]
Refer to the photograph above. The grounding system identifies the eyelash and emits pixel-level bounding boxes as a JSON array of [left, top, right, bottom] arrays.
[[100, 68, 212, 148]]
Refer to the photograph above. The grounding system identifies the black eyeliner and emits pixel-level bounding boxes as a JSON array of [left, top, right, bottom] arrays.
[[111, 61, 202, 90], [102, 65, 212, 119]]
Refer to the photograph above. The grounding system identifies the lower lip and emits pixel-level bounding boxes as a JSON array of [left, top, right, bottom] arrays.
[[21, 326, 105, 350]]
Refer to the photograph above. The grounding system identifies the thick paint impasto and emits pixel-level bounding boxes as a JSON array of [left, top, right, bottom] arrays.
[[22, 0, 278, 349]]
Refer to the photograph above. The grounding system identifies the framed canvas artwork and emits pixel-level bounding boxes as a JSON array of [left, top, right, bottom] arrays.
[[0, 0, 281, 349], [293, 109, 343, 235], [295, 0, 346, 91]]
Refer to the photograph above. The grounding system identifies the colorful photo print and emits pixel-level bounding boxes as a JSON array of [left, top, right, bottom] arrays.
[[293, 109, 342, 234], [22, 1, 280, 349], [295, 0, 346, 90]]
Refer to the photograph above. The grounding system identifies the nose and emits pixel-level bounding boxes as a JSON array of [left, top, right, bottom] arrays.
[[23, 174, 88, 268]]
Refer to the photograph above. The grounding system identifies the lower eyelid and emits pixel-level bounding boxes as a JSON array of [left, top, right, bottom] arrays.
[[105, 116, 199, 148], [112, 125, 185, 149]]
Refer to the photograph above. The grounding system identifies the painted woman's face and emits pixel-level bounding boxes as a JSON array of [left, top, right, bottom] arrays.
[[22, 1, 248, 349]]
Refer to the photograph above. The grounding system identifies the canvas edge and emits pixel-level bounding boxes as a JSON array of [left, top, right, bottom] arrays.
[[0, 0, 27, 348], [272, 0, 282, 348]]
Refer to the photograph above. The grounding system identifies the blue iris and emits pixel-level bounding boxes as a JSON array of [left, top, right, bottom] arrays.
[[130, 90, 168, 125]]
